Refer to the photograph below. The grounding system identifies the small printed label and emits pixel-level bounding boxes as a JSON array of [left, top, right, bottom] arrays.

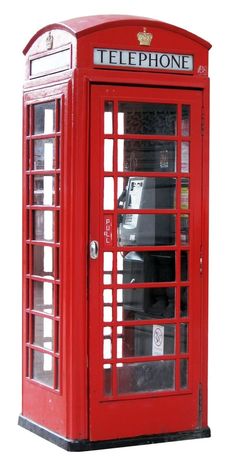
[[104, 215, 113, 247], [152, 325, 165, 356]]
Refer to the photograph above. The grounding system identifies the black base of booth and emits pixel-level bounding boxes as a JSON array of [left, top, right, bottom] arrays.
[[18, 415, 211, 451]]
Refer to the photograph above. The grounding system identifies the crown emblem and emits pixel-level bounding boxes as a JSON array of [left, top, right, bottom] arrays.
[[46, 31, 54, 50], [137, 27, 153, 46]]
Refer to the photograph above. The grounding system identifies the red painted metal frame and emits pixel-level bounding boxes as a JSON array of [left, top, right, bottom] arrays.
[[21, 15, 210, 443]]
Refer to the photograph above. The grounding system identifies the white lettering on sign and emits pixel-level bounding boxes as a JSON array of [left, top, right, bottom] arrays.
[[152, 325, 165, 356], [94, 48, 193, 72]]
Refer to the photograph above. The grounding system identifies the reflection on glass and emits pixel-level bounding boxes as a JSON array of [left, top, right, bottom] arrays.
[[180, 359, 188, 389], [181, 215, 189, 245], [181, 142, 189, 173], [180, 323, 188, 353], [118, 140, 177, 172], [117, 251, 176, 284], [103, 177, 114, 210], [117, 177, 176, 209], [118, 102, 177, 135], [181, 179, 189, 209], [33, 175, 55, 205], [104, 364, 112, 396], [117, 324, 175, 358], [118, 214, 176, 246], [117, 287, 175, 320], [104, 139, 113, 172], [33, 281, 53, 314], [117, 360, 175, 394], [180, 287, 188, 317], [33, 246, 54, 278], [34, 102, 55, 135], [182, 105, 190, 136], [181, 251, 188, 281], [32, 350, 53, 387], [33, 210, 54, 242], [33, 139, 55, 170], [104, 101, 113, 134], [33, 315, 53, 350]]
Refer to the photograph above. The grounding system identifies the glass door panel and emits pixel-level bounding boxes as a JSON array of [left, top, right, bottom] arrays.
[[89, 85, 202, 441]]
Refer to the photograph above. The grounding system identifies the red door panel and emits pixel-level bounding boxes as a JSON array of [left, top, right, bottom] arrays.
[[89, 85, 202, 441]]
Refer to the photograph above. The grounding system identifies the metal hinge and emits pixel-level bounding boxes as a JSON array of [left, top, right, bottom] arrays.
[[201, 108, 205, 135], [198, 383, 203, 428]]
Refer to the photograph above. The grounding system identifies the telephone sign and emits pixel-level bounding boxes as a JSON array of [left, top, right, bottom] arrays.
[[94, 48, 194, 71]]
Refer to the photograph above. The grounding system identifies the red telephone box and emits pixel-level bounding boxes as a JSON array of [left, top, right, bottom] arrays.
[[19, 15, 211, 450]]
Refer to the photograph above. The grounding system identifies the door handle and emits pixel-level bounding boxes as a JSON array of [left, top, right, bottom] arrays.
[[90, 240, 99, 259]]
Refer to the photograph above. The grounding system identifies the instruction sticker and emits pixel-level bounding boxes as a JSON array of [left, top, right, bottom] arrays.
[[104, 215, 113, 247], [152, 325, 164, 356]]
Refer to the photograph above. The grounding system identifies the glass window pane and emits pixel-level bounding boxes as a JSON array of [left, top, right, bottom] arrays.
[[33, 315, 53, 350], [180, 359, 188, 389], [180, 323, 188, 353], [117, 287, 175, 320], [117, 251, 176, 284], [180, 287, 189, 317], [118, 140, 176, 172], [181, 179, 189, 209], [33, 245, 54, 278], [118, 102, 177, 135], [181, 142, 189, 173], [104, 139, 113, 172], [103, 335, 112, 359], [103, 252, 113, 270], [31, 49, 71, 76], [34, 102, 55, 134], [104, 364, 112, 396], [33, 281, 53, 314], [103, 177, 114, 210], [32, 350, 54, 387], [117, 360, 175, 394], [117, 177, 176, 210], [181, 215, 189, 245], [103, 289, 113, 303], [118, 214, 176, 246], [104, 102, 113, 134], [182, 105, 190, 136], [33, 139, 55, 170], [117, 324, 175, 358], [33, 210, 54, 242], [181, 251, 188, 281], [103, 274, 112, 285], [103, 305, 112, 322], [33, 175, 55, 205], [103, 252, 113, 285]]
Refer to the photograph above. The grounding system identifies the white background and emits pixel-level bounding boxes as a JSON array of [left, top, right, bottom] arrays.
[[0, 0, 235, 459]]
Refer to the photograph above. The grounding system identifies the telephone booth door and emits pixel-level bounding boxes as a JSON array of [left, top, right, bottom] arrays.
[[89, 85, 204, 441]]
